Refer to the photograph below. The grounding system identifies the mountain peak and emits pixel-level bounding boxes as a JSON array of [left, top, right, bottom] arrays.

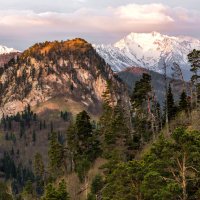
[[0, 38, 128, 117], [21, 38, 93, 60], [94, 32, 200, 79], [0, 45, 19, 55]]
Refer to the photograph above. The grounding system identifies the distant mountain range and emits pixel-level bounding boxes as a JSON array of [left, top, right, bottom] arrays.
[[94, 32, 200, 80], [0, 45, 18, 54], [0, 45, 20, 67]]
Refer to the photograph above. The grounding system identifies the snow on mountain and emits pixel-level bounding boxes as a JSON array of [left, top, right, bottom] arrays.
[[0, 45, 19, 54], [94, 32, 200, 80]]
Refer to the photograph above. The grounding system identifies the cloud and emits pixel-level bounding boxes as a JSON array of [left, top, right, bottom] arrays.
[[0, 3, 200, 49], [113, 4, 174, 24]]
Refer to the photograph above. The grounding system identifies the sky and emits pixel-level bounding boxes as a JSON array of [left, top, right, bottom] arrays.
[[0, 0, 200, 50]]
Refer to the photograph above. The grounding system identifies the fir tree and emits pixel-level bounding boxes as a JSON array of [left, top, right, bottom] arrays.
[[42, 180, 70, 200], [179, 91, 189, 112], [48, 132, 64, 174], [131, 73, 154, 149], [166, 84, 177, 121], [34, 153, 44, 178]]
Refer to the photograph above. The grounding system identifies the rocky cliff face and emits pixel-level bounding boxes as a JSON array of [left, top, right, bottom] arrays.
[[0, 38, 128, 117]]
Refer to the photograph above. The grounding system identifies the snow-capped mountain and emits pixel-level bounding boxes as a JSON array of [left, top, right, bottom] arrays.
[[0, 45, 18, 54], [0, 45, 20, 67], [94, 32, 200, 80]]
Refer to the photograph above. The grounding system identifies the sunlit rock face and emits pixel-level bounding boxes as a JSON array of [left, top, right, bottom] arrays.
[[0, 38, 128, 117]]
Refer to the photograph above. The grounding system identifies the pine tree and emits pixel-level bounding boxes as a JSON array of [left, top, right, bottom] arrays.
[[48, 132, 64, 174], [42, 180, 70, 200], [179, 91, 189, 112], [91, 174, 104, 194], [57, 180, 70, 200], [131, 73, 154, 148], [102, 128, 200, 200], [166, 84, 177, 121], [34, 153, 44, 178]]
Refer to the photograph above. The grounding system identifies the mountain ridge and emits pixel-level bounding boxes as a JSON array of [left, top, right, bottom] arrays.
[[0, 38, 129, 117], [94, 32, 200, 80], [0, 45, 19, 54]]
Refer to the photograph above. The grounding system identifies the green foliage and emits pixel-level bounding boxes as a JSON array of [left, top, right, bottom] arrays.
[[102, 128, 200, 200], [42, 179, 70, 200], [48, 132, 64, 175], [91, 174, 104, 194], [60, 111, 69, 121], [87, 193, 96, 200], [75, 157, 91, 182], [179, 90, 189, 112], [34, 153, 44, 178], [67, 111, 100, 181], [1, 105, 37, 132], [0, 181, 13, 200], [100, 83, 131, 161], [166, 84, 177, 121], [57, 179, 70, 200], [131, 73, 151, 108], [22, 180, 34, 196], [130, 73, 160, 150], [1, 152, 16, 179], [102, 160, 144, 200]]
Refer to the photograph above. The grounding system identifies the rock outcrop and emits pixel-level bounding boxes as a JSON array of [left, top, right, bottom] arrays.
[[0, 38, 129, 117]]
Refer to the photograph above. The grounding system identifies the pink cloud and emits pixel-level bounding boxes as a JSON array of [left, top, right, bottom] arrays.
[[0, 3, 199, 48]]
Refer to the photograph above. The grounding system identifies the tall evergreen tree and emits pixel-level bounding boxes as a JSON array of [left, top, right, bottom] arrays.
[[48, 132, 64, 175], [67, 110, 100, 181], [42, 180, 70, 200], [179, 91, 189, 112], [102, 128, 200, 200], [131, 73, 155, 149], [34, 153, 44, 178], [166, 84, 177, 121]]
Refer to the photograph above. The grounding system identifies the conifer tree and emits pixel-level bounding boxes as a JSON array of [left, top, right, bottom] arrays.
[[179, 91, 188, 112], [131, 73, 153, 148], [67, 110, 100, 181], [34, 153, 44, 178], [57, 179, 70, 200], [42, 180, 70, 200], [48, 132, 64, 175], [166, 84, 177, 121]]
